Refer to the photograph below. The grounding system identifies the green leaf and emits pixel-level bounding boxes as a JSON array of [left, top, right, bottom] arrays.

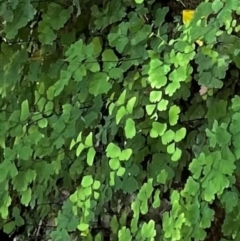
[[87, 147, 96, 166], [108, 22, 129, 53], [155, 7, 168, 27], [148, 60, 170, 88], [12, 207, 24, 226], [45, 101, 54, 114], [131, 25, 151, 45], [169, 66, 187, 82], [93, 180, 101, 190], [146, 104, 156, 115], [85, 132, 93, 147], [110, 171, 115, 186], [3, 221, 15, 234], [106, 143, 121, 158], [76, 143, 85, 157], [86, 61, 100, 72], [157, 170, 168, 184], [135, 0, 144, 4], [116, 167, 125, 177], [212, 0, 224, 12], [215, 126, 232, 146], [125, 118, 136, 139], [126, 97, 137, 114], [152, 190, 161, 208], [39, 6, 73, 44], [78, 223, 89, 232], [198, 71, 223, 89], [73, 64, 87, 80], [4, 3, 36, 39], [221, 191, 238, 212], [183, 177, 200, 196], [162, 129, 175, 145], [102, 49, 118, 62], [109, 67, 123, 79], [19, 145, 32, 161], [69, 139, 77, 150], [118, 227, 132, 241], [54, 70, 71, 96], [116, 90, 126, 106], [38, 118, 48, 128], [174, 127, 187, 142], [81, 175, 94, 187], [165, 81, 181, 96], [231, 95, 240, 111], [169, 105, 180, 126], [171, 148, 182, 162], [119, 149, 132, 161], [110, 215, 119, 234], [157, 99, 169, 111], [151, 122, 167, 137], [21, 189, 31, 206], [89, 72, 112, 96], [167, 143, 175, 154], [0, 162, 17, 183], [150, 91, 162, 103], [220, 146, 236, 175], [141, 220, 156, 239], [92, 37, 102, 57], [94, 191, 100, 200], [109, 158, 121, 171], [116, 106, 127, 124], [119, 211, 128, 227], [122, 176, 139, 193], [20, 100, 30, 122], [46, 86, 54, 100], [77, 132, 82, 142]]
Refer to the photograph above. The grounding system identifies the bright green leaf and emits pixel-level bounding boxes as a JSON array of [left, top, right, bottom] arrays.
[[76, 143, 85, 157], [169, 105, 180, 126], [85, 132, 93, 147], [109, 158, 120, 170], [171, 148, 182, 162], [157, 99, 169, 111], [162, 129, 175, 145], [125, 118, 136, 139], [146, 104, 156, 115], [78, 223, 89, 232], [87, 147, 96, 166], [152, 122, 167, 136], [93, 180, 101, 190], [116, 106, 127, 124], [116, 167, 125, 177], [150, 91, 162, 103], [126, 97, 137, 114], [119, 149, 132, 161], [174, 127, 187, 142], [106, 143, 121, 158], [81, 175, 94, 187]]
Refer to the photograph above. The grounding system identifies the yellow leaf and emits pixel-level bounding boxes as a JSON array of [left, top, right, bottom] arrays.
[[182, 9, 204, 46], [182, 10, 195, 24], [196, 40, 204, 46]]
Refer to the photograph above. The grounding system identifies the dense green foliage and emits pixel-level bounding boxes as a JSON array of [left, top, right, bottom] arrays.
[[1, 0, 240, 240]]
